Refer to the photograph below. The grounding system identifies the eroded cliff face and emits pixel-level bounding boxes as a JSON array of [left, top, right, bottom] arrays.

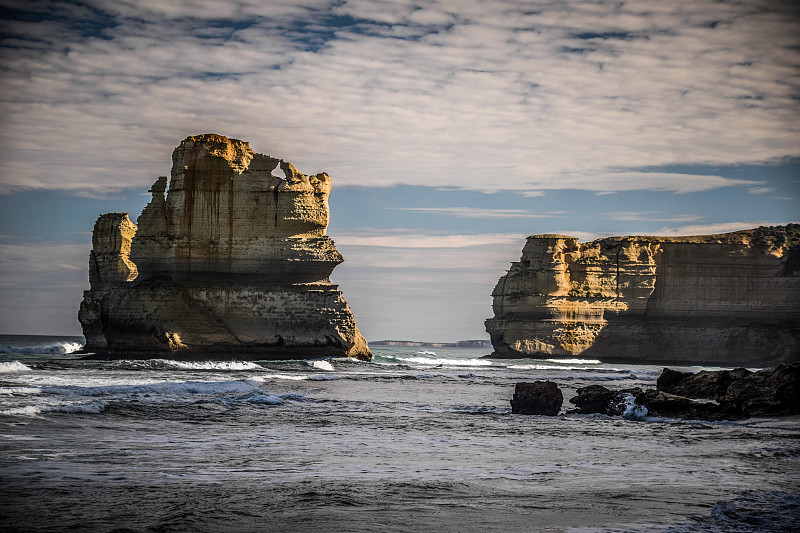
[[79, 134, 370, 360], [485, 226, 800, 366]]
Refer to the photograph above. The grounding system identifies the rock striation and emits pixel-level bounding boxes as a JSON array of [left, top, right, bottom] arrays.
[[486, 226, 800, 366], [79, 134, 370, 360]]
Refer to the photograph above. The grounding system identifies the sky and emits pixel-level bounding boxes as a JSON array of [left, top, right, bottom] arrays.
[[0, 0, 798, 341]]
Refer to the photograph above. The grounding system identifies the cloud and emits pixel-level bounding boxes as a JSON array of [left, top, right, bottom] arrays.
[[606, 212, 704, 223], [0, 241, 90, 287], [654, 221, 791, 236], [391, 207, 562, 219], [748, 187, 776, 194], [0, 0, 798, 195], [0, 240, 90, 334], [331, 230, 525, 248]]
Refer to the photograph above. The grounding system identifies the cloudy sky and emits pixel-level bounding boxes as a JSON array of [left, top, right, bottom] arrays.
[[1, 0, 798, 340]]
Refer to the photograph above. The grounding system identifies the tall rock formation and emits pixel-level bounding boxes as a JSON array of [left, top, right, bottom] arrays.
[[79, 134, 370, 360], [486, 226, 800, 366]]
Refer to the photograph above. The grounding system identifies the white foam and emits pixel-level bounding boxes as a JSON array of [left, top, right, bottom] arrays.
[[308, 374, 340, 381], [155, 359, 262, 371], [0, 342, 83, 355], [1, 400, 108, 417], [311, 360, 335, 371], [417, 350, 437, 355], [509, 364, 573, 371], [51, 400, 109, 414], [1, 405, 43, 416], [396, 356, 493, 367], [254, 373, 310, 381], [0, 386, 42, 395], [544, 358, 602, 365], [618, 393, 649, 421], [0, 361, 33, 373], [43, 379, 262, 398]]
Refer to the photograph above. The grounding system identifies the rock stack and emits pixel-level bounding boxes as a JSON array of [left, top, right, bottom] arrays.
[[486, 228, 800, 366], [79, 134, 370, 360]]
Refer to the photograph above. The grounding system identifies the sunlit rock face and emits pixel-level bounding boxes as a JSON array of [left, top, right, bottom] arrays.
[[79, 134, 370, 360], [485, 226, 800, 366]]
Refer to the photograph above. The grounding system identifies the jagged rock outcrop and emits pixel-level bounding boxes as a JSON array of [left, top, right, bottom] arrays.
[[565, 364, 800, 419], [486, 226, 800, 366], [79, 134, 370, 360]]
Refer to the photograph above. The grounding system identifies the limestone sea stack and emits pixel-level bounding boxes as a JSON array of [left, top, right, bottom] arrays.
[[79, 134, 370, 360], [485, 226, 800, 366]]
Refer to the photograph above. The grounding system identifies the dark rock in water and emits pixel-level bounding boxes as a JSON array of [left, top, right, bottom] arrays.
[[657, 368, 745, 400], [637, 389, 727, 420], [722, 363, 800, 416], [511, 381, 563, 415], [519, 365, 800, 422], [656, 368, 692, 392], [568, 385, 616, 415], [568, 385, 643, 416]]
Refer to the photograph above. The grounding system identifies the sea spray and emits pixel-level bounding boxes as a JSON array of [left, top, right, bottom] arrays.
[[618, 392, 649, 421]]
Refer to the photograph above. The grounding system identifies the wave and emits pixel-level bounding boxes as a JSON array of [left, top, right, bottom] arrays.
[[544, 358, 601, 365], [0, 361, 33, 373], [388, 355, 493, 367], [107, 359, 263, 371], [152, 359, 262, 371], [238, 392, 311, 405], [0, 341, 83, 355], [1, 400, 108, 417], [310, 360, 334, 371], [42, 379, 263, 398], [617, 393, 649, 421], [0, 386, 42, 395]]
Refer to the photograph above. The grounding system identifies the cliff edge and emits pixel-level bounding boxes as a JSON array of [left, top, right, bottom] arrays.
[[485, 226, 800, 366], [79, 134, 370, 360]]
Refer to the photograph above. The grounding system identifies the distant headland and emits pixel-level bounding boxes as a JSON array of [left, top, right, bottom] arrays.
[[78, 134, 370, 360], [371, 340, 491, 348], [486, 226, 800, 367]]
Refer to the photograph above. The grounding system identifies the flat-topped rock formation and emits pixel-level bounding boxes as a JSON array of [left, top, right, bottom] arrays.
[[79, 134, 370, 360], [486, 226, 800, 366]]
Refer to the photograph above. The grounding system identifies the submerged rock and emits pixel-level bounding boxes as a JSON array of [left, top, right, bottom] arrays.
[[486, 228, 800, 366], [78, 134, 370, 360], [510, 381, 563, 415]]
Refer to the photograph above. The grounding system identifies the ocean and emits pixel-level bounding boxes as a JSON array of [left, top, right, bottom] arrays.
[[1, 334, 798, 532]]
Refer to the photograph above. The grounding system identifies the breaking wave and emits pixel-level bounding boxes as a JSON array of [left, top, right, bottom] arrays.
[[1, 400, 108, 417], [378, 354, 492, 367], [0, 361, 33, 373], [310, 360, 334, 371], [42, 379, 263, 398], [0, 341, 83, 355], [107, 359, 263, 371]]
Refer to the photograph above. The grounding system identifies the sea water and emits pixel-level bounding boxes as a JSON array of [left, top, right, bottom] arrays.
[[1, 335, 798, 532]]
